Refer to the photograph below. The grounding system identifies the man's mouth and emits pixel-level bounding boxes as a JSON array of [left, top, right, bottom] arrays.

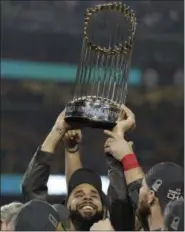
[[81, 205, 94, 211], [78, 203, 96, 211]]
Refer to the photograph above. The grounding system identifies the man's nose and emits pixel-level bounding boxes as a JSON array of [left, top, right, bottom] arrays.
[[83, 194, 92, 201]]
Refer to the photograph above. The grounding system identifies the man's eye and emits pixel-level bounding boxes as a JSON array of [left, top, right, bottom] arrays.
[[91, 195, 98, 199], [76, 194, 83, 197]]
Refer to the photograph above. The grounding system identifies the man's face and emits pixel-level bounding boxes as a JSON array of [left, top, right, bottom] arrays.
[[67, 183, 103, 218], [137, 178, 153, 218]]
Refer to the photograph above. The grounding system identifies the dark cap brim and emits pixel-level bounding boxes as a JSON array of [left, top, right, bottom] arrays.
[[68, 168, 102, 196], [53, 204, 70, 221]]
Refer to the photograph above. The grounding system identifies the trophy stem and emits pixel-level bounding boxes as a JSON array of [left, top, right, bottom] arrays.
[[74, 39, 85, 100], [82, 46, 89, 97], [102, 54, 109, 99], [107, 55, 115, 100], [85, 49, 92, 96], [111, 81, 116, 101], [118, 56, 126, 104], [97, 53, 104, 97], [91, 51, 100, 96]]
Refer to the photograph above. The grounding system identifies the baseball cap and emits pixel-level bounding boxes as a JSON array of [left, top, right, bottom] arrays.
[[164, 199, 184, 231], [14, 199, 69, 231], [145, 162, 184, 212], [67, 168, 108, 206]]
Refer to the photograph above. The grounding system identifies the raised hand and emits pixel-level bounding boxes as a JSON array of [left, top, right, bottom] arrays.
[[104, 130, 134, 161], [42, 109, 70, 153], [63, 129, 82, 152], [52, 109, 70, 135], [114, 104, 136, 137]]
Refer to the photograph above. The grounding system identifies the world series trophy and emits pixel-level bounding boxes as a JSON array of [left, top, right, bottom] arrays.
[[65, 2, 137, 129]]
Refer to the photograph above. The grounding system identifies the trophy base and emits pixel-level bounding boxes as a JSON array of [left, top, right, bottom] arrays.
[[65, 97, 120, 129]]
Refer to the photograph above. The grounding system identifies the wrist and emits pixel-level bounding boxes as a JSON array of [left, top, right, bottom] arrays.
[[41, 129, 64, 153], [116, 148, 132, 161], [52, 125, 67, 136], [112, 127, 124, 137], [65, 145, 79, 153], [121, 153, 139, 171]]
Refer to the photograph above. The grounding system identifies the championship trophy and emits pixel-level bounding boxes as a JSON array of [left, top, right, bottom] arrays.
[[65, 2, 136, 129]]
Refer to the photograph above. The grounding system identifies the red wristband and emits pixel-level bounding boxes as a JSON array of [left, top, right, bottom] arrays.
[[121, 153, 139, 171]]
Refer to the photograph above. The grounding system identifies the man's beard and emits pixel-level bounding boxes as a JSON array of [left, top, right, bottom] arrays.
[[136, 199, 151, 230], [137, 201, 150, 219], [69, 208, 104, 231]]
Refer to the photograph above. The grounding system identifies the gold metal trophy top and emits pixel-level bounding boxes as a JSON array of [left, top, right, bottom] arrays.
[[83, 2, 137, 55], [65, 2, 137, 129]]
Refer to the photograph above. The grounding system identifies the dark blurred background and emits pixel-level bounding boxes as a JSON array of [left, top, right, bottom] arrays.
[[1, 0, 184, 205]]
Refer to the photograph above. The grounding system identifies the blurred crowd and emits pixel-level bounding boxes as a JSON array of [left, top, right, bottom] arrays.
[[2, 1, 183, 69], [2, 1, 183, 34]]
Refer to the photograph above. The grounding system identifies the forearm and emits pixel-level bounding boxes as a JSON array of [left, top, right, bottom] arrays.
[[124, 167, 144, 185], [119, 152, 147, 228], [65, 149, 83, 185], [109, 128, 144, 185], [22, 147, 53, 202], [41, 128, 66, 153], [121, 153, 144, 185], [106, 154, 135, 231], [106, 154, 128, 201], [22, 128, 65, 201]]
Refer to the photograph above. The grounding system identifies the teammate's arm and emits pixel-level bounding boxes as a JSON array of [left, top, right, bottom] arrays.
[[106, 105, 136, 230], [63, 130, 83, 186], [104, 130, 144, 185], [105, 105, 144, 185], [104, 105, 144, 216], [21, 110, 70, 202], [104, 131, 144, 219]]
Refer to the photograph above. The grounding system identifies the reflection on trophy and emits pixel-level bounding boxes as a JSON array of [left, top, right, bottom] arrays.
[[65, 2, 137, 129]]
